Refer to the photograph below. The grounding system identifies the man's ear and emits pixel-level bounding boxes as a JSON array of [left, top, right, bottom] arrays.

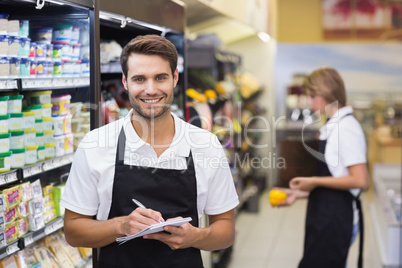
[[122, 75, 128, 90]]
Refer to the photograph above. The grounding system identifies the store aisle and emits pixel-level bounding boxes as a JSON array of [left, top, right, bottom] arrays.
[[227, 189, 383, 268]]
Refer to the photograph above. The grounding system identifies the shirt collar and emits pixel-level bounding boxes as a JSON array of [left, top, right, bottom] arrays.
[[122, 109, 191, 158], [319, 106, 353, 139]]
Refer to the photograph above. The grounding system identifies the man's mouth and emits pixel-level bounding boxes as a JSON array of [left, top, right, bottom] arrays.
[[141, 97, 163, 103]]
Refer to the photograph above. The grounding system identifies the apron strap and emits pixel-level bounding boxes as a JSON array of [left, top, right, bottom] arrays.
[[355, 196, 364, 268], [116, 128, 126, 166]]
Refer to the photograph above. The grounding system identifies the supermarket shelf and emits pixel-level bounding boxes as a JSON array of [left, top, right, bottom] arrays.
[[0, 217, 64, 260], [0, 77, 90, 92], [0, 153, 74, 187]]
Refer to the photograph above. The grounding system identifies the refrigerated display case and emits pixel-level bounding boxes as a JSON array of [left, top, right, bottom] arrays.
[[370, 164, 402, 268], [0, 0, 97, 265]]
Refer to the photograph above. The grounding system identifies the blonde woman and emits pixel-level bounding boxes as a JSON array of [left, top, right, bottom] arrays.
[[278, 67, 369, 268]]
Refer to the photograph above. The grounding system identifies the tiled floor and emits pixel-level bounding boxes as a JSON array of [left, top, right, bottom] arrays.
[[227, 189, 383, 268]]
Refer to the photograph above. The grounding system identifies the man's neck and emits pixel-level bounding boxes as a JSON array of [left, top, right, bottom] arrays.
[[131, 111, 175, 156]]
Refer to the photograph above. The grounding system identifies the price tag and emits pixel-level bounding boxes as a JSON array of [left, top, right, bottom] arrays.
[[6, 243, 19, 255], [23, 168, 31, 178], [24, 234, 34, 247], [31, 164, 42, 176], [43, 159, 55, 171], [5, 172, 17, 183], [0, 175, 6, 186], [6, 80, 17, 89], [44, 218, 63, 235], [0, 81, 6, 89]]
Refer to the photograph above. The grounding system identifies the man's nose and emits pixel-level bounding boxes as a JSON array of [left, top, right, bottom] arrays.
[[143, 80, 158, 95]]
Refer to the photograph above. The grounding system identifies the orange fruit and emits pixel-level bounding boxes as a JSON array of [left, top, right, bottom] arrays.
[[269, 189, 287, 206]]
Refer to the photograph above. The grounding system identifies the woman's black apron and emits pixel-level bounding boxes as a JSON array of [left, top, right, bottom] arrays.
[[299, 114, 364, 268], [97, 128, 203, 268]]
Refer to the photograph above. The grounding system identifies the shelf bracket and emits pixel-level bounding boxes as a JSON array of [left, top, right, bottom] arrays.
[[120, 19, 127, 28], [161, 27, 167, 37], [35, 0, 45, 9]]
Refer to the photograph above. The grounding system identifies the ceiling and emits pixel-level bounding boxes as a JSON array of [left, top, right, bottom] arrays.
[[183, 0, 259, 45]]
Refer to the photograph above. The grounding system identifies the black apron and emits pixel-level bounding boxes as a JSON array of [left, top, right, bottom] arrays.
[[97, 128, 203, 268], [299, 114, 364, 268]]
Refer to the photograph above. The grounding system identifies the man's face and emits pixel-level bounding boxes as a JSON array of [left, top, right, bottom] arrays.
[[122, 53, 178, 121]]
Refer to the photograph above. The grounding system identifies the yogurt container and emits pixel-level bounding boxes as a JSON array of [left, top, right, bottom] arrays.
[[52, 44, 62, 60], [9, 113, 23, 131], [10, 130, 24, 149], [52, 25, 72, 44], [22, 111, 35, 129], [46, 61, 53, 77], [51, 95, 70, 115], [62, 60, 73, 75], [44, 143, 55, 159], [71, 26, 80, 45], [52, 115, 64, 136], [35, 132, 44, 146], [46, 44, 53, 60], [7, 20, 19, 36], [0, 114, 9, 134], [28, 42, 36, 58], [37, 145, 45, 161], [64, 133, 73, 154], [26, 91, 51, 105], [18, 37, 30, 58], [22, 105, 41, 119], [35, 43, 47, 58], [42, 117, 52, 131], [81, 59, 89, 76], [0, 57, 9, 77], [53, 60, 62, 75], [63, 113, 72, 134], [0, 36, 8, 56], [0, 96, 8, 115], [23, 128, 36, 147], [54, 135, 65, 156], [41, 103, 52, 117], [36, 60, 47, 76], [30, 59, 37, 75], [18, 20, 29, 37], [0, 151, 11, 173], [0, 133, 10, 153], [10, 148, 25, 168], [24, 145, 38, 165], [0, 14, 8, 35], [19, 58, 30, 76], [8, 36, 20, 56], [43, 130, 54, 144], [34, 118, 43, 133], [7, 95, 23, 113], [9, 57, 20, 77]]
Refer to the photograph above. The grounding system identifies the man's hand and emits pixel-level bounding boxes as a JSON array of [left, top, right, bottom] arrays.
[[143, 217, 199, 250], [121, 207, 164, 236]]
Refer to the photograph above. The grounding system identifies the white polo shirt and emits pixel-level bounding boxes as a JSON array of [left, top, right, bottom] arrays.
[[320, 106, 367, 185], [320, 106, 367, 225], [60, 110, 239, 224]]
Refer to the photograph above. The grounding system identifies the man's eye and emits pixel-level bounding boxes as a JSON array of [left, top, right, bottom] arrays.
[[135, 78, 144, 82], [156, 76, 166, 81]]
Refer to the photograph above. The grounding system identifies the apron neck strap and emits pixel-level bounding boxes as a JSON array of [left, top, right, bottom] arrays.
[[116, 128, 126, 166]]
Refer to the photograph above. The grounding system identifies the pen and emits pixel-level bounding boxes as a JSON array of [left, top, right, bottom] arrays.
[[132, 199, 163, 223]]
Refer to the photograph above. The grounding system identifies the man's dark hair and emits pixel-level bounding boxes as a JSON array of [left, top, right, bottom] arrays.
[[120, 34, 178, 79]]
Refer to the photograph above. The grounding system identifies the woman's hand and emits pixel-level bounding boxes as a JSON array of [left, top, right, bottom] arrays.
[[289, 177, 318, 192], [273, 187, 309, 207]]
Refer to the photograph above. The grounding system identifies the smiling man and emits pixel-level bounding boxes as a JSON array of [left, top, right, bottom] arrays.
[[60, 35, 239, 268]]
